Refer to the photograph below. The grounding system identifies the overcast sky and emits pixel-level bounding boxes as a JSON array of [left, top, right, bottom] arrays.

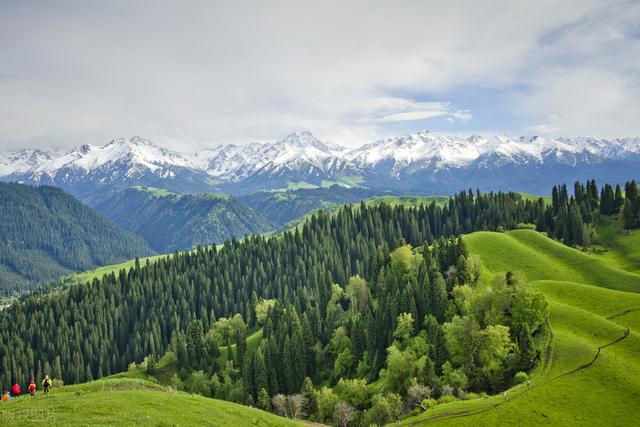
[[1, 0, 639, 151]]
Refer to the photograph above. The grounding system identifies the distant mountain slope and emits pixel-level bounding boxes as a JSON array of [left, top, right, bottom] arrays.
[[240, 185, 379, 226], [0, 182, 154, 295], [3, 131, 639, 197], [92, 186, 274, 252]]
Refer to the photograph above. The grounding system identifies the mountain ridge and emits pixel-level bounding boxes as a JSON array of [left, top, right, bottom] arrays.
[[2, 130, 640, 196]]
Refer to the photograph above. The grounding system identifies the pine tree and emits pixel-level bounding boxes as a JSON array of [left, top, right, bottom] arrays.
[[300, 377, 318, 419], [253, 347, 268, 399], [186, 321, 205, 370]]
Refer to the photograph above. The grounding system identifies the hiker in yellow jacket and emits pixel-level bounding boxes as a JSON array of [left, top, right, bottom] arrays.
[[42, 375, 52, 396]]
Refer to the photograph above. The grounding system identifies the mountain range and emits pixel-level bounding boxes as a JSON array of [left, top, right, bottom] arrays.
[[2, 131, 640, 199]]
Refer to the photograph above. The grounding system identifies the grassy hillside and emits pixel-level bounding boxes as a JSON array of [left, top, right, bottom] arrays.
[[91, 186, 274, 253], [464, 229, 640, 292], [400, 229, 640, 426], [0, 182, 154, 295], [72, 254, 167, 283], [0, 378, 300, 426], [594, 215, 640, 273]]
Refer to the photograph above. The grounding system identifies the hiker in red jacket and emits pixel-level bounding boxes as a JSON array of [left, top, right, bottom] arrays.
[[28, 380, 36, 397], [11, 383, 21, 397]]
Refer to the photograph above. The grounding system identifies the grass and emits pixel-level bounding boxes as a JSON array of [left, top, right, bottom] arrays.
[[72, 254, 168, 283], [0, 378, 301, 426], [399, 228, 640, 426], [217, 329, 264, 366], [593, 215, 640, 273], [130, 185, 180, 198], [463, 229, 640, 293], [518, 193, 552, 204]]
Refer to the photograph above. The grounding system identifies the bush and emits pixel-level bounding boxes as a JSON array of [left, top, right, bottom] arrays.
[[421, 398, 437, 410], [437, 395, 458, 405], [514, 371, 529, 385], [516, 223, 537, 230], [463, 392, 480, 400], [441, 384, 454, 396]]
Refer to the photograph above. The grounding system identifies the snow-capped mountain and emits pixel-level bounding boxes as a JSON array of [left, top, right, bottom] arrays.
[[2, 130, 639, 199], [0, 136, 216, 200], [189, 131, 347, 181]]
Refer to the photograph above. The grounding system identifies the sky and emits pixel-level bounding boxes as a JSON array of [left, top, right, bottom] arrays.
[[1, 0, 639, 151]]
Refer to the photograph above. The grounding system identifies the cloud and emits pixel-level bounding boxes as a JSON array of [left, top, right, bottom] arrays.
[[375, 100, 472, 123], [0, 0, 638, 150]]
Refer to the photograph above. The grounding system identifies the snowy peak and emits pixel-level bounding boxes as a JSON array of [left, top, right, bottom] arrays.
[[192, 132, 347, 181], [0, 148, 56, 175], [347, 131, 640, 171], [1, 131, 640, 191]]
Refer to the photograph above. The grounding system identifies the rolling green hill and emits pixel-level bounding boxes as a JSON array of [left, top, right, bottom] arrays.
[[91, 186, 275, 253], [0, 182, 154, 295], [594, 215, 640, 273], [0, 378, 300, 426], [400, 229, 640, 426]]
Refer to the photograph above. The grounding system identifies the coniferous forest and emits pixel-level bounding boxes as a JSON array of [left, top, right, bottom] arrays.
[[1, 180, 639, 425], [0, 183, 154, 295]]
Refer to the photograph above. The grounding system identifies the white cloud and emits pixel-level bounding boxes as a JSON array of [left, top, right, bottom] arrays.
[[375, 100, 472, 123], [0, 0, 637, 150]]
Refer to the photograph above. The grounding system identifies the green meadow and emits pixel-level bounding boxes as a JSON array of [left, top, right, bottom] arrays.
[[0, 378, 301, 426]]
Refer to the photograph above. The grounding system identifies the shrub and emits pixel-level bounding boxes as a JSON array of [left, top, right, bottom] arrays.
[[516, 223, 537, 230], [437, 395, 458, 405], [514, 371, 529, 385], [441, 384, 454, 396], [421, 398, 438, 410]]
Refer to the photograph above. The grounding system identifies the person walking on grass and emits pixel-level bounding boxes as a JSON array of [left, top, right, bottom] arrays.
[[42, 375, 52, 396], [28, 379, 36, 397], [11, 382, 21, 398]]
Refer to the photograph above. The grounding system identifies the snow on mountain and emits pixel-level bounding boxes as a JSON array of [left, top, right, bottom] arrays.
[[190, 131, 347, 181], [0, 148, 57, 176], [1, 131, 639, 195]]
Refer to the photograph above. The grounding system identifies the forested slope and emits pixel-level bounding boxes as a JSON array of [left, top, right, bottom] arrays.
[[0, 190, 546, 388], [91, 186, 274, 252], [0, 183, 153, 295]]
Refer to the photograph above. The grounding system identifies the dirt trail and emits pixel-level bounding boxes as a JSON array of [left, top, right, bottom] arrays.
[[606, 307, 640, 320]]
